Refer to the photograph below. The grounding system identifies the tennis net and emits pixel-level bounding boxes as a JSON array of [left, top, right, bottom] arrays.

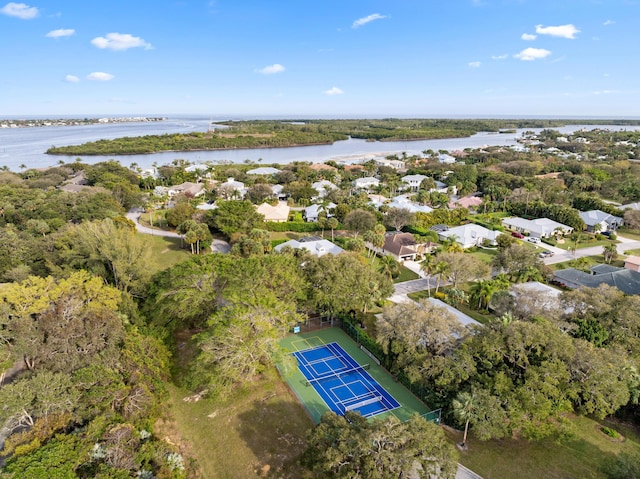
[[344, 396, 381, 411], [305, 363, 370, 386]]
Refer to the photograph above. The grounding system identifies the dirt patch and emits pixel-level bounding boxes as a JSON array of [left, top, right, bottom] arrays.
[[161, 248, 170, 254]]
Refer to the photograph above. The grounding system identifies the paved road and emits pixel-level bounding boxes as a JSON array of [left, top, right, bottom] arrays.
[[126, 209, 231, 253], [542, 234, 640, 266]]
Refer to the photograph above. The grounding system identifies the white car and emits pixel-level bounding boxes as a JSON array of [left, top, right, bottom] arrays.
[[527, 237, 541, 243]]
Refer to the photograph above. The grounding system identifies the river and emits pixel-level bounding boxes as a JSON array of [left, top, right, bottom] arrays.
[[1, 116, 638, 171]]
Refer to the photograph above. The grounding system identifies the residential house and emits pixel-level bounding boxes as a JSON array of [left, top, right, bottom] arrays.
[[168, 182, 206, 197], [438, 224, 501, 248], [448, 195, 483, 210], [553, 265, 640, 295], [379, 233, 420, 262], [375, 157, 405, 170], [433, 180, 452, 194], [368, 194, 388, 209], [218, 177, 246, 198], [141, 167, 161, 179], [625, 255, 640, 272], [579, 210, 623, 232], [274, 236, 344, 257], [353, 176, 380, 190], [401, 174, 428, 192], [304, 202, 337, 222], [426, 298, 480, 328], [185, 164, 210, 173], [246, 167, 281, 175], [621, 202, 640, 211], [271, 184, 287, 201], [387, 195, 433, 214], [438, 153, 456, 164], [311, 180, 338, 198], [256, 202, 290, 222], [502, 217, 573, 239]]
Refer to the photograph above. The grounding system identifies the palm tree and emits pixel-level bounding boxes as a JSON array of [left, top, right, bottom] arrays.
[[434, 261, 450, 295], [452, 391, 477, 448], [378, 255, 400, 280], [469, 279, 496, 310], [603, 242, 618, 264], [420, 254, 437, 296]]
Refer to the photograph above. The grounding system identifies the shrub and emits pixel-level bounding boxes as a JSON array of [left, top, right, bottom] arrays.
[[601, 426, 619, 439]]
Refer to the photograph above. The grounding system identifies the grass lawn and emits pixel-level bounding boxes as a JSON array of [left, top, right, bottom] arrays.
[[468, 247, 498, 265], [368, 255, 420, 283], [617, 228, 640, 241], [547, 254, 625, 272], [451, 415, 640, 479], [141, 235, 191, 274], [166, 372, 312, 479]]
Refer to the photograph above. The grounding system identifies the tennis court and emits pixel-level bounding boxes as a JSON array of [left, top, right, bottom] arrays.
[[293, 342, 400, 418]]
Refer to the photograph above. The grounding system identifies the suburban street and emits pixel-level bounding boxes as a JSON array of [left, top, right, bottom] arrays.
[[541, 234, 640, 265], [126, 208, 231, 253]]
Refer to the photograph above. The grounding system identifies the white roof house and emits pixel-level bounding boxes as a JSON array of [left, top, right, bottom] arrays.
[[621, 202, 640, 211], [401, 174, 428, 191], [185, 164, 210, 173], [502, 217, 573, 238], [426, 298, 480, 328], [271, 184, 286, 200], [246, 167, 281, 175], [167, 182, 206, 197], [438, 153, 456, 164], [274, 237, 344, 257], [304, 203, 337, 222], [312, 180, 338, 198], [438, 224, 501, 248], [256, 201, 290, 222], [387, 195, 433, 214], [217, 177, 246, 198], [353, 176, 380, 190], [368, 194, 388, 208], [375, 157, 405, 169], [579, 210, 623, 232]]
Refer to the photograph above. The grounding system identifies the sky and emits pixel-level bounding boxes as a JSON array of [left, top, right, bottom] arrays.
[[1, 0, 639, 117]]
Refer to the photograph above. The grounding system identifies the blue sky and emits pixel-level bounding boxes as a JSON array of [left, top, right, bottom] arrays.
[[1, 0, 638, 117]]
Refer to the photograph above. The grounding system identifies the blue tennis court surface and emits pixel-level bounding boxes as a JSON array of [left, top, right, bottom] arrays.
[[293, 342, 400, 418]]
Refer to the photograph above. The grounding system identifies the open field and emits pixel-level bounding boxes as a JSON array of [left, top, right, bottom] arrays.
[[451, 415, 640, 479], [142, 235, 191, 273]]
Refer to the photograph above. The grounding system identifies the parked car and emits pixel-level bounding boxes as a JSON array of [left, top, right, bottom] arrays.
[[528, 236, 541, 243], [539, 251, 554, 258], [511, 231, 525, 239]]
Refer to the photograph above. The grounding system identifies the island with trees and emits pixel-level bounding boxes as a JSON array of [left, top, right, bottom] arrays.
[[45, 118, 640, 156]]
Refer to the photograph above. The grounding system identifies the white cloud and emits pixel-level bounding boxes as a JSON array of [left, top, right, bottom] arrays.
[[87, 72, 114, 81], [603, 19, 615, 26], [64, 74, 80, 83], [324, 87, 344, 96], [521, 33, 537, 41], [256, 63, 285, 75], [91, 33, 152, 51], [593, 90, 619, 95], [491, 54, 508, 60], [468, 61, 481, 68], [46, 28, 75, 38], [352, 13, 386, 29], [0, 2, 38, 19], [535, 24, 580, 39], [514, 47, 551, 61]]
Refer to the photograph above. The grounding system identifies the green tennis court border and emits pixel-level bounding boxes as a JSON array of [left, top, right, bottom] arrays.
[[278, 327, 433, 424]]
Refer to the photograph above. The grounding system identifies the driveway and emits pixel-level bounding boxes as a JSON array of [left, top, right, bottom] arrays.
[[126, 208, 231, 253]]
